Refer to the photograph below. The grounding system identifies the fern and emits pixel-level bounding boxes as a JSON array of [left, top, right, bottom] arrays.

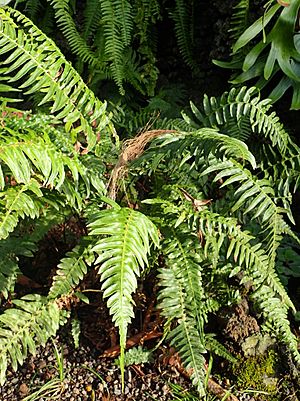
[[100, 0, 127, 94], [82, 0, 103, 41], [0, 7, 112, 150], [184, 87, 290, 153], [49, 0, 100, 65], [49, 243, 94, 298], [87, 206, 159, 386], [0, 254, 20, 299], [158, 260, 206, 395], [25, 0, 42, 21], [229, 0, 250, 44], [0, 294, 69, 385], [170, 0, 197, 71]]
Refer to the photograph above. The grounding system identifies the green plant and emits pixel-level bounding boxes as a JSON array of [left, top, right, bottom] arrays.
[[115, 345, 153, 367], [22, 341, 65, 401], [215, 0, 300, 109], [10, 0, 209, 100], [0, 6, 300, 399], [233, 349, 279, 399]]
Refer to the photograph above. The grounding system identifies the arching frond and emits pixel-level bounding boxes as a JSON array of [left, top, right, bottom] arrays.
[[0, 7, 111, 150], [184, 87, 290, 153]]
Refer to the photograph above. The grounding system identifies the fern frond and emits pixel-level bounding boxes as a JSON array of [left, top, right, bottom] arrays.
[[0, 254, 20, 299], [0, 294, 69, 385], [252, 284, 300, 365], [186, 87, 290, 153], [83, 0, 103, 41], [87, 207, 159, 386], [158, 227, 206, 395], [205, 334, 236, 363], [0, 7, 111, 150], [114, 0, 133, 48], [25, 0, 42, 21], [100, 0, 126, 94], [229, 0, 250, 44], [157, 128, 256, 169], [49, 0, 100, 65], [49, 243, 94, 298], [0, 180, 43, 240], [201, 159, 277, 222], [170, 0, 196, 71], [195, 210, 295, 312]]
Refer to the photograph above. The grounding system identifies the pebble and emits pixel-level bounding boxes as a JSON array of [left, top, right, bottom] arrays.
[[0, 334, 232, 401]]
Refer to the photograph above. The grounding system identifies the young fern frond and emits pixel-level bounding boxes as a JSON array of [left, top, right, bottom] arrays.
[[87, 207, 159, 387], [205, 334, 236, 363], [0, 7, 111, 150], [0, 294, 69, 385]]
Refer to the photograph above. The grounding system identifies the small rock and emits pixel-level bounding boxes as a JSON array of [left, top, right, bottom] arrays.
[[19, 383, 29, 396], [38, 360, 47, 369]]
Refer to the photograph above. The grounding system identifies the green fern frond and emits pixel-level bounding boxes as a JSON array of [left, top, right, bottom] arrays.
[[49, 243, 94, 298], [251, 285, 300, 365], [25, 0, 42, 21], [170, 0, 197, 71], [100, 0, 126, 94], [82, 0, 103, 41], [0, 254, 20, 299], [157, 128, 256, 169], [0, 180, 43, 240], [87, 207, 159, 387], [71, 318, 81, 349], [195, 210, 295, 312], [229, 0, 250, 44], [49, 0, 100, 65], [0, 294, 69, 385], [114, 0, 133, 48], [158, 227, 206, 395], [0, 7, 111, 150], [186, 87, 290, 153], [205, 334, 236, 363], [201, 159, 277, 222]]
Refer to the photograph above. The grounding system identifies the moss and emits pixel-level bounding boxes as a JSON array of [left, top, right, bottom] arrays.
[[232, 350, 280, 400]]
